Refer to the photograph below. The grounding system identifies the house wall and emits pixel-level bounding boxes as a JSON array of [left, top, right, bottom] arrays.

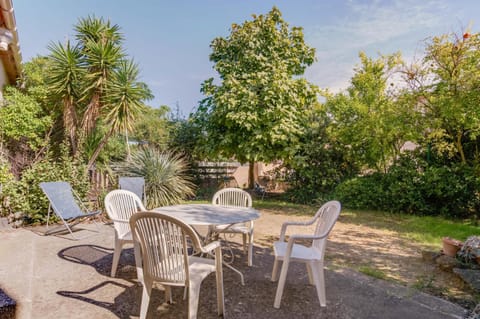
[[0, 60, 8, 99]]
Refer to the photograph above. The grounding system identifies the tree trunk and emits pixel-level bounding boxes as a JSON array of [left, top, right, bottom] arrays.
[[81, 93, 101, 136], [86, 128, 113, 172], [456, 132, 466, 164], [125, 127, 131, 159], [63, 97, 78, 156], [248, 160, 255, 189]]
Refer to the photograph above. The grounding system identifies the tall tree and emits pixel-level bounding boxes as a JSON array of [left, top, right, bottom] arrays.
[[405, 31, 480, 165], [132, 105, 171, 150], [324, 52, 414, 172], [47, 16, 152, 169], [195, 7, 318, 188]]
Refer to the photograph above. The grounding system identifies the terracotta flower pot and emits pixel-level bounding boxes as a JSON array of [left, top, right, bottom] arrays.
[[442, 237, 463, 257]]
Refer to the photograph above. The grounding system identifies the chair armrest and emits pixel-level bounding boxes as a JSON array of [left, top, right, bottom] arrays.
[[200, 240, 221, 254], [279, 219, 316, 241], [283, 233, 330, 258], [109, 217, 129, 224], [289, 234, 328, 242]]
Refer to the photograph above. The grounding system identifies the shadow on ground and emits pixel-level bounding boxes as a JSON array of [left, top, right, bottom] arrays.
[[53, 242, 467, 319]]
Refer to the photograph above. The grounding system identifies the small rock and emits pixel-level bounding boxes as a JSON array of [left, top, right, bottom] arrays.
[[453, 268, 480, 293], [0, 218, 11, 230], [436, 254, 461, 272], [13, 211, 23, 219]]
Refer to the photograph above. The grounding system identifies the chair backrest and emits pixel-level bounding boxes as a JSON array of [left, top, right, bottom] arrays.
[[118, 177, 145, 204], [212, 188, 252, 208], [39, 181, 85, 220], [312, 200, 341, 256], [104, 190, 146, 238], [130, 211, 203, 285]]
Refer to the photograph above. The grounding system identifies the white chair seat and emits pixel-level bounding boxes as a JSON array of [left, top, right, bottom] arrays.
[[273, 242, 322, 261], [119, 231, 132, 241], [188, 257, 216, 281]]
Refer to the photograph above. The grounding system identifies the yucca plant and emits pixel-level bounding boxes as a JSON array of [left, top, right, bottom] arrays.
[[117, 147, 195, 208]]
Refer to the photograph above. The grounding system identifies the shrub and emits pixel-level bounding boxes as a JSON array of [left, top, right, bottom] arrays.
[[333, 173, 386, 210], [116, 147, 196, 208], [333, 153, 480, 218], [0, 155, 13, 189], [284, 121, 358, 204], [419, 164, 480, 218], [1, 154, 89, 224]]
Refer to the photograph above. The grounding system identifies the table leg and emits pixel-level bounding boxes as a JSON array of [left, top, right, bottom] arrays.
[[206, 227, 245, 285]]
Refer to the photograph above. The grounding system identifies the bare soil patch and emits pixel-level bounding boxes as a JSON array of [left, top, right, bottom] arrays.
[[254, 209, 477, 310]]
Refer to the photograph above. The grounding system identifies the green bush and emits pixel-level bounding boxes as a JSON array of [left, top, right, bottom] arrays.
[[419, 164, 480, 218], [0, 156, 13, 187], [333, 173, 387, 210], [284, 120, 358, 204], [381, 153, 427, 214], [334, 153, 480, 218], [116, 147, 196, 209], [1, 155, 89, 224]]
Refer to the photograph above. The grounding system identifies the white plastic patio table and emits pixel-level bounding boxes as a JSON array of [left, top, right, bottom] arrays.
[[154, 203, 261, 285]]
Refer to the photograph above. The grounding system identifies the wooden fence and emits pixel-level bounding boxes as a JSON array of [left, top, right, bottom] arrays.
[[88, 169, 114, 195]]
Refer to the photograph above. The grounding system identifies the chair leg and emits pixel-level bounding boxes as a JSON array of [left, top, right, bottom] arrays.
[[140, 277, 153, 319], [306, 263, 314, 285], [271, 257, 281, 282], [163, 285, 173, 304], [111, 237, 123, 277], [311, 261, 326, 307], [214, 246, 225, 316], [247, 233, 253, 267], [188, 281, 202, 319], [242, 233, 247, 254], [274, 257, 290, 308]]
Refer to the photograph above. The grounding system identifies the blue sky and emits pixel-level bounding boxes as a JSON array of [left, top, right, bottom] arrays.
[[13, 0, 480, 116]]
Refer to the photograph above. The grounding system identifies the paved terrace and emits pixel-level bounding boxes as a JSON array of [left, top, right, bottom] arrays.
[[0, 213, 468, 319]]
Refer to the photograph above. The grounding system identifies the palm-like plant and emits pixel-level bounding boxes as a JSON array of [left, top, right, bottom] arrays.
[[74, 15, 124, 47], [47, 15, 151, 170], [86, 59, 152, 170], [118, 147, 196, 209], [80, 37, 125, 135], [47, 41, 85, 155]]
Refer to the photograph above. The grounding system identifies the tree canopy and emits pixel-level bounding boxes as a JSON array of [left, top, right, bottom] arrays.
[[194, 7, 318, 187], [47, 15, 153, 169]]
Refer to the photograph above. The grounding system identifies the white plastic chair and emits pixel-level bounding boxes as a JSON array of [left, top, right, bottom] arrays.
[[130, 211, 225, 319], [118, 176, 146, 207], [104, 190, 146, 277], [39, 181, 101, 240], [211, 187, 254, 266], [271, 200, 341, 308]]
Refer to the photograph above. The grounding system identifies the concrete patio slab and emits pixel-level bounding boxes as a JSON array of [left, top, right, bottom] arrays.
[[0, 222, 469, 319]]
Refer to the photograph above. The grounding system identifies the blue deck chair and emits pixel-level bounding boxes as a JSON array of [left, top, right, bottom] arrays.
[[118, 176, 146, 207], [40, 181, 101, 240]]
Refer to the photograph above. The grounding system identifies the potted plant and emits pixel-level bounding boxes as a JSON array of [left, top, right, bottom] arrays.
[[442, 237, 463, 257]]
